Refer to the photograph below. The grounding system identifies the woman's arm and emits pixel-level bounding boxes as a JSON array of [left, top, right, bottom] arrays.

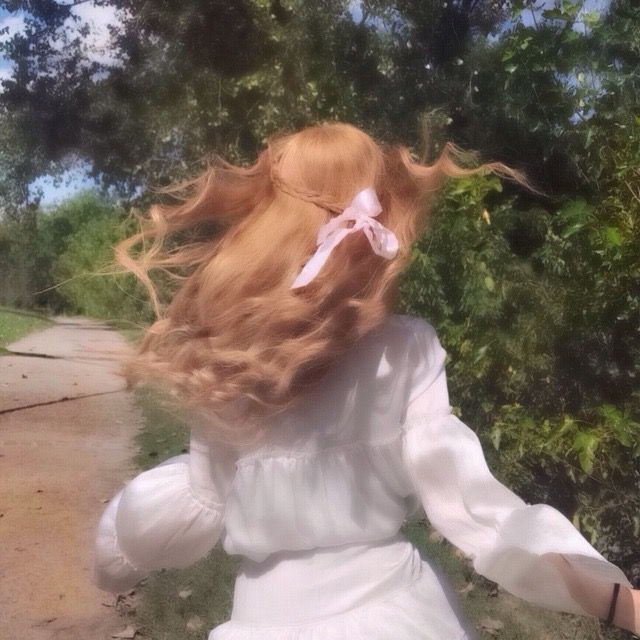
[[401, 317, 635, 620], [92, 426, 229, 593], [547, 553, 639, 633]]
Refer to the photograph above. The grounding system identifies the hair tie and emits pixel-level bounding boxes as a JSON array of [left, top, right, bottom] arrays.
[[606, 582, 621, 625], [290, 187, 399, 289]]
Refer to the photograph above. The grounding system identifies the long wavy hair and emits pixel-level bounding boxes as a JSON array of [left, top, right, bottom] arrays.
[[115, 121, 537, 449]]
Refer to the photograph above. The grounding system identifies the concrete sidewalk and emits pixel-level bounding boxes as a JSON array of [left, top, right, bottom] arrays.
[[0, 317, 144, 639]]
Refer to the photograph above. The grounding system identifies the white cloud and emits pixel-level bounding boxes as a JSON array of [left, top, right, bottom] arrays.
[[0, 13, 26, 43], [67, 2, 123, 67]]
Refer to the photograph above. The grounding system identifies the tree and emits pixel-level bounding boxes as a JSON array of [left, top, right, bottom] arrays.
[[0, 0, 511, 205]]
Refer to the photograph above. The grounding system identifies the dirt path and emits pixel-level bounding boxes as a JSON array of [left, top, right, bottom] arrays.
[[0, 317, 144, 640]]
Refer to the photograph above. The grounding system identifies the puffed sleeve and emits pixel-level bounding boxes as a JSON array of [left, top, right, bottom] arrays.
[[400, 317, 633, 616], [92, 424, 232, 594]]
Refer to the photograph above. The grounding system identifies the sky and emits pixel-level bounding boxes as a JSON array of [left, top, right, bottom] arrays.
[[0, 0, 612, 207]]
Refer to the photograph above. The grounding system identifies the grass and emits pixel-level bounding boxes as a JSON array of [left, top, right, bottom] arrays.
[[0, 306, 52, 352], [131, 387, 191, 471], [132, 551, 240, 639], [124, 384, 631, 640]]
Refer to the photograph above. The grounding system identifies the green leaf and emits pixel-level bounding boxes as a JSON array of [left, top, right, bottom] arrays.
[[542, 8, 569, 20], [519, 37, 532, 50], [490, 427, 502, 450], [484, 276, 495, 292], [573, 431, 599, 474], [604, 226, 623, 247], [485, 176, 503, 193]]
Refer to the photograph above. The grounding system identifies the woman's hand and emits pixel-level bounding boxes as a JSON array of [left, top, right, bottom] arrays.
[[545, 553, 639, 634]]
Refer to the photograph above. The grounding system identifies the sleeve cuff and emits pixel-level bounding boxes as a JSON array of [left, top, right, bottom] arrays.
[[92, 487, 148, 594], [473, 503, 633, 616], [114, 456, 225, 572]]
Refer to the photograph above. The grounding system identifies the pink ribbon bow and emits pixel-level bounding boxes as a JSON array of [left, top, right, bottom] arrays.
[[290, 187, 399, 289]]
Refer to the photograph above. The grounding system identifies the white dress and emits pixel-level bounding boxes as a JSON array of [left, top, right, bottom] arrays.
[[92, 314, 633, 639]]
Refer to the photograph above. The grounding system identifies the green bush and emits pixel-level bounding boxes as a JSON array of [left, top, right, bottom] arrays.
[[33, 190, 125, 311], [52, 198, 153, 323], [0, 189, 147, 317], [398, 121, 640, 573]]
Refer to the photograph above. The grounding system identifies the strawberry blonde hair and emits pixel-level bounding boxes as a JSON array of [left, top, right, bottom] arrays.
[[116, 121, 535, 449]]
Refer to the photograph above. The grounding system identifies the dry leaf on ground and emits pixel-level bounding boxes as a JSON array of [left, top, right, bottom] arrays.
[[186, 614, 204, 631], [110, 625, 138, 639], [478, 616, 504, 636]]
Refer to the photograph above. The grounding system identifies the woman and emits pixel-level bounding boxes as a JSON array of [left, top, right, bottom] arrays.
[[93, 121, 639, 639]]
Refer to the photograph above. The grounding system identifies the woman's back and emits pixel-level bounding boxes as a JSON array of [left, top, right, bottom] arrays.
[[216, 313, 420, 562]]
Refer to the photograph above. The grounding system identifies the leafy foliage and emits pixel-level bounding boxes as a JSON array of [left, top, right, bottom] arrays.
[[47, 192, 153, 321], [398, 117, 640, 571], [0, 190, 152, 319]]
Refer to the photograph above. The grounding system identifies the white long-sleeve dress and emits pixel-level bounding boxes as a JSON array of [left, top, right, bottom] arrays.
[[92, 313, 633, 639]]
